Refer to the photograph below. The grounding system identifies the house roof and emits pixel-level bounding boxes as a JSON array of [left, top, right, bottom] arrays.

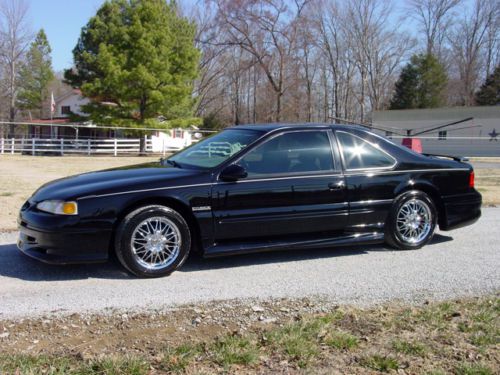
[[30, 118, 72, 124], [55, 89, 82, 103], [373, 106, 500, 122]]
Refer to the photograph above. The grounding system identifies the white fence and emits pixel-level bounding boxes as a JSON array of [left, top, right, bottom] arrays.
[[0, 137, 181, 156]]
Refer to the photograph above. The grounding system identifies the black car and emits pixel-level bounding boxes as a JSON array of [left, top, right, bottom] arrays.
[[18, 124, 482, 277]]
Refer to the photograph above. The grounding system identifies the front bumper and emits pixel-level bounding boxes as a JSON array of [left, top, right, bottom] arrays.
[[440, 190, 482, 231], [17, 205, 111, 265]]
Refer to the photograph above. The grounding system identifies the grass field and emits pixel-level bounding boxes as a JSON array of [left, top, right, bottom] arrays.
[[0, 154, 499, 231], [0, 296, 498, 374]]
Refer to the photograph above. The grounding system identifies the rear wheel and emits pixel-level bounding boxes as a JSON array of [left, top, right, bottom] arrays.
[[115, 205, 191, 277], [385, 191, 437, 250]]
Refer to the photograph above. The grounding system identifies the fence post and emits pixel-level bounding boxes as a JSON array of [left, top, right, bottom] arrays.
[[87, 139, 91, 156], [11, 138, 14, 154], [32, 138, 35, 156], [144, 135, 148, 153], [1, 138, 4, 154], [114, 138, 117, 157], [60, 138, 64, 156], [162, 138, 165, 157], [21, 138, 24, 153]]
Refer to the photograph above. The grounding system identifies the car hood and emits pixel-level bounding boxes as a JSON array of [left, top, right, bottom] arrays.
[[31, 162, 206, 202]]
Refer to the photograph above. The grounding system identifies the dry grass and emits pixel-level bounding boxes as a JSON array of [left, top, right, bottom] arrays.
[[0, 155, 158, 231], [0, 155, 499, 231], [475, 168, 500, 206]]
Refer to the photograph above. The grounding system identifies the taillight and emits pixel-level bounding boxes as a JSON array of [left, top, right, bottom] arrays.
[[469, 171, 475, 188]]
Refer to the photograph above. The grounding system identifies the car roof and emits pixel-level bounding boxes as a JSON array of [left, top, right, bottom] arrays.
[[232, 123, 368, 133]]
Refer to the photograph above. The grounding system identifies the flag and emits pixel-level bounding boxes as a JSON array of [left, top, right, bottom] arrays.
[[50, 92, 56, 114]]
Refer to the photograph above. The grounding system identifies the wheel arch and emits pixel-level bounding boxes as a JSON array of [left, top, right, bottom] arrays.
[[111, 196, 202, 254], [394, 181, 446, 228]]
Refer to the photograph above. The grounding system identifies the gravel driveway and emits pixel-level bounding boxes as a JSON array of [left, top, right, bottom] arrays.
[[1, 208, 499, 319]]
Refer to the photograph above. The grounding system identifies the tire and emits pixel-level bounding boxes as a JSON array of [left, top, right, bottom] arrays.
[[385, 191, 437, 250], [115, 205, 191, 278]]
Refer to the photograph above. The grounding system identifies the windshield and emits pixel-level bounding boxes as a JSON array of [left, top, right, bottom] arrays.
[[168, 128, 263, 169]]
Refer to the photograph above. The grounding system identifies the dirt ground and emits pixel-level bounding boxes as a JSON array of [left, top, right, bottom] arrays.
[[0, 296, 498, 374], [0, 155, 499, 231]]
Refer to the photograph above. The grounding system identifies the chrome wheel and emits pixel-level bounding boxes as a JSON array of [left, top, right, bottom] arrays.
[[396, 198, 432, 244], [130, 217, 181, 270]]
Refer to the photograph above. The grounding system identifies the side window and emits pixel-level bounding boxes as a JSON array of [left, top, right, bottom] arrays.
[[240, 131, 334, 176], [337, 131, 395, 170]]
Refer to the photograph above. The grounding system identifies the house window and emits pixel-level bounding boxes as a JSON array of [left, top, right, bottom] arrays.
[[173, 129, 183, 138], [61, 106, 71, 115], [438, 131, 447, 140]]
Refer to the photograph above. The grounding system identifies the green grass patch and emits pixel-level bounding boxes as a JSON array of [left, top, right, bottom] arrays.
[[210, 335, 259, 367], [0, 192, 13, 197], [325, 331, 359, 350], [360, 354, 399, 372], [0, 355, 74, 375], [80, 357, 149, 375], [0, 355, 149, 375], [267, 319, 324, 368], [469, 332, 498, 347], [454, 363, 494, 375], [392, 339, 427, 356], [457, 302, 499, 348]]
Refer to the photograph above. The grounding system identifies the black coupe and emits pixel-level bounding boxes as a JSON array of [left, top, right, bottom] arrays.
[[18, 124, 482, 277]]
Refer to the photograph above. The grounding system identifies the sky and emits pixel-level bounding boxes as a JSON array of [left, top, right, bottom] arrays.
[[26, 0, 474, 73], [27, 0, 105, 71]]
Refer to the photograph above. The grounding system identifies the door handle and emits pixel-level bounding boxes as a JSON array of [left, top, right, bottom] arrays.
[[328, 181, 345, 190]]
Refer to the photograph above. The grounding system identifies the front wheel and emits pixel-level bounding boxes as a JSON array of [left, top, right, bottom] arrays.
[[385, 191, 437, 250], [115, 205, 191, 277]]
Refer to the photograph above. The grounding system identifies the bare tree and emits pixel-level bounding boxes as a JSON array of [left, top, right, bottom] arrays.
[[408, 0, 462, 58], [314, 0, 344, 119], [0, 0, 31, 136], [212, 0, 310, 122], [344, 0, 413, 120], [483, 0, 500, 78], [448, 0, 498, 105]]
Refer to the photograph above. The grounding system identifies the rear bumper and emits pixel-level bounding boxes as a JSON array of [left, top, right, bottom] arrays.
[[440, 191, 482, 231], [17, 209, 111, 265]]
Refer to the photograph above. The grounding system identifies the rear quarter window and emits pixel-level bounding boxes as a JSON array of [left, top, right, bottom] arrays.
[[337, 131, 396, 170]]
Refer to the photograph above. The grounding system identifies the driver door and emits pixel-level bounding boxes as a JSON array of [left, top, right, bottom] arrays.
[[211, 130, 348, 240]]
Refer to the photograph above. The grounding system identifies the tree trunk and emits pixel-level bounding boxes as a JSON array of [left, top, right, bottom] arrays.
[[9, 59, 16, 137], [139, 96, 147, 154], [139, 135, 146, 155], [253, 64, 257, 123], [276, 91, 282, 122]]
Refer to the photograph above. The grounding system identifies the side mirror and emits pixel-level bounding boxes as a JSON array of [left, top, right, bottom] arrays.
[[220, 164, 248, 182]]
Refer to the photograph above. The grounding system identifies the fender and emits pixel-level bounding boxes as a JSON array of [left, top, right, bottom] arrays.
[[393, 179, 445, 227]]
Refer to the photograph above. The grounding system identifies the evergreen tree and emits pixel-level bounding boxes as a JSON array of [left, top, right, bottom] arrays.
[[389, 62, 419, 109], [390, 54, 447, 109], [64, 0, 200, 151], [17, 29, 54, 118], [475, 65, 500, 106]]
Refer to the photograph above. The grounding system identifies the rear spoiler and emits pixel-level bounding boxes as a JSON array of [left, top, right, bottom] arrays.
[[422, 153, 470, 163]]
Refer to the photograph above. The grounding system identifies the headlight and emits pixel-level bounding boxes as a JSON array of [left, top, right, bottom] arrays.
[[36, 200, 78, 215]]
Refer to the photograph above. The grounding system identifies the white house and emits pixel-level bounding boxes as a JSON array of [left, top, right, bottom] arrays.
[[150, 128, 195, 152], [55, 89, 90, 117], [53, 90, 196, 151]]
